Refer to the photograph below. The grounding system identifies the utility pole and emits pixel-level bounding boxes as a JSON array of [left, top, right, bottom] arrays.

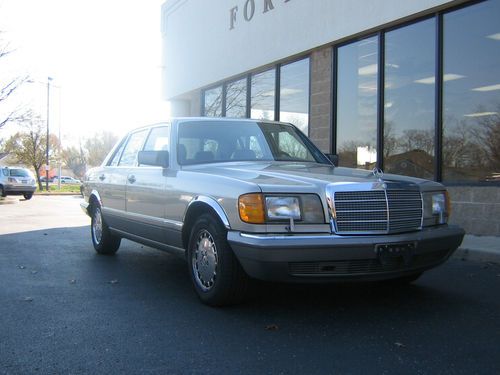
[[46, 76, 53, 191]]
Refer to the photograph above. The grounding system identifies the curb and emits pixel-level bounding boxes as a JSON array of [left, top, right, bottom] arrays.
[[452, 235, 500, 264], [34, 193, 81, 196]]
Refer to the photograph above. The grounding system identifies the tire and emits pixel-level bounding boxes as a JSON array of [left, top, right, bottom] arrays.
[[0, 185, 5, 197], [90, 202, 121, 255], [23, 193, 33, 200], [187, 213, 249, 306], [384, 272, 423, 285]]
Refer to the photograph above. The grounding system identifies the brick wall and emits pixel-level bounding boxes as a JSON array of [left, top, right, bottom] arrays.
[[309, 47, 332, 153], [447, 186, 500, 236]]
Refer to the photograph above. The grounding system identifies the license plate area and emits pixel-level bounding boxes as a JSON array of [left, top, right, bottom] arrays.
[[375, 242, 416, 266]]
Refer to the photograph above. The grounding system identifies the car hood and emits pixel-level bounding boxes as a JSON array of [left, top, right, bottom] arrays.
[[186, 161, 442, 193]]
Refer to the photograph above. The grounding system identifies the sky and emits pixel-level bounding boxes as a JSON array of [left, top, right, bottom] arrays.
[[0, 0, 168, 146]]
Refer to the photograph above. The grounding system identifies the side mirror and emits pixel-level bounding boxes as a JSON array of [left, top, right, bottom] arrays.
[[326, 154, 339, 167], [138, 150, 169, 168]]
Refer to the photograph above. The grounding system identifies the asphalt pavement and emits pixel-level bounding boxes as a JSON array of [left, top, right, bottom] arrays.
[[1, 195, 499, 374]]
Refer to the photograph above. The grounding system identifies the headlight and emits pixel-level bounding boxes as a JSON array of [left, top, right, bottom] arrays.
[[238, 193, 324, 224], [266, 196, 301, 220], [423, 191, 449, 226]]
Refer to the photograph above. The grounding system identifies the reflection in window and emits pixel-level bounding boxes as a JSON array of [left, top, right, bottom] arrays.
[[336, 37, 378, 169], [204, 86, 222, 117], [251, 69, 275, 121], [118, 130, 149, 167], [109, 139, 126, 166], [225, 78, 247, 118], [384, 19, 435, 179], [144, 126, 170, 152], [280, 58, 310, 134], [443, 0, 500, 182]]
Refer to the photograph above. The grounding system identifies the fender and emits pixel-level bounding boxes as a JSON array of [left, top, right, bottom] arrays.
[[89, 189, 103, 207], [185, 195, 231, 230]]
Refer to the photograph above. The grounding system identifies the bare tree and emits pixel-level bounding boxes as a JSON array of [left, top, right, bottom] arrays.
[[61, 143, 87, 179], [3, 110, 58, 189], [84, 131, 118, 167], [0, 32, 28, 129], [469, 108, 500, 171]]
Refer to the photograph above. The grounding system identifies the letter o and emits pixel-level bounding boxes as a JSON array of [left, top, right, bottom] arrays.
[[244, 0, 255, 21]]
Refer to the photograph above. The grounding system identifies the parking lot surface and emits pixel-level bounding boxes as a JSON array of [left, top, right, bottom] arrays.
[[1, 195, 499, 374]]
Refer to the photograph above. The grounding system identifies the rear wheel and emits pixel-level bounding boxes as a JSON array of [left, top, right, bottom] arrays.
[[23, 193, 33, 200], [187, 213, 249, 306], [91, 202, 121, 255]]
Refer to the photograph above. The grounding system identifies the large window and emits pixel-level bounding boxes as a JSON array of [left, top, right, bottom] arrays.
[[225, 78, 247, 118], [201, 58, 310, 132], [335, 0, 500, 184], [203, 86, 222, 117], [280, 58, 310, 134], [336, 36, 378, 169], [384, 18, 436, 180], [251, 69, 275, 121], [443, 0, 500, 182]]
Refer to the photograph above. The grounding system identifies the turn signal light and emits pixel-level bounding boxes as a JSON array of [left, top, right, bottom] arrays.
[[238, 193, 265, 224]]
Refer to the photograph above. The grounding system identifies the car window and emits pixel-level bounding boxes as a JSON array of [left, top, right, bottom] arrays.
[[273, 130, 315, 161], [108, 138, 127, 167], [9, 168, 31, 177], [118, 129, 149, 167], [177, 120, 329, 165], [144, 126, 170, 152], [2, 168, 8, 176]]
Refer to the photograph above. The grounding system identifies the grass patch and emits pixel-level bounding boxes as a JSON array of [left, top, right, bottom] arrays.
[[36, 184, 82, 194]]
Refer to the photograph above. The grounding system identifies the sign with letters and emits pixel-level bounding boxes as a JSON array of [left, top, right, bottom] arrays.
[[229, 0, 291, 30]]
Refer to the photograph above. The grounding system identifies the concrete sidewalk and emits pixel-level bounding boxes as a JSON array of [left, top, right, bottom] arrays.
[[454, 235, 500, 264]]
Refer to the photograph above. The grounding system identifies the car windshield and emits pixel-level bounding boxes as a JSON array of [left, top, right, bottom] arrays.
[[9, 169, 31, 177], [177, 120, 330, 165]]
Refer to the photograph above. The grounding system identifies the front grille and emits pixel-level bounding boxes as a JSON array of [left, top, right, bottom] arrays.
[[332, 189, 422, 234], [288, 249, 450, 276]]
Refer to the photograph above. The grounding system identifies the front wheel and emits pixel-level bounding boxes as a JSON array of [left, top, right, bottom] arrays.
[[384, 272, 423, 285], [187, 213, 249, 306], [91, 203, 121, 255], [23, 193, 33, 200], [0, 185, 5, 197]]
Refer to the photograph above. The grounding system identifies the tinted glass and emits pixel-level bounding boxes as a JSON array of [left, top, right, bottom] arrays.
[[9, 168, 31, 177], [118, 129, 149, 167], [225, 78, 247, 118], [204, 86, 223, 117], [108, 138, 127, 166], [443, 0, 500, 182], [336, 36, 378, 169], [280, 58, 310, 134], [144, 126, 170, 152], [177, 120, 327, 165], [384, 18, 436, 179], [251, 69, 275, 121]]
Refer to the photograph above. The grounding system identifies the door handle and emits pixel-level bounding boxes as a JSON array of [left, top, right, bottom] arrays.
[[128, 175, 136, 184], [99, 174, 106, 181]]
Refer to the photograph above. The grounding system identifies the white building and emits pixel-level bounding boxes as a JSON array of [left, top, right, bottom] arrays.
[[161, 0, 500, 236]]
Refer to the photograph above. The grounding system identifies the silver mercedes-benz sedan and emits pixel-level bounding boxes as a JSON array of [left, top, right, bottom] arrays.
[[81, 118, 464, 306]]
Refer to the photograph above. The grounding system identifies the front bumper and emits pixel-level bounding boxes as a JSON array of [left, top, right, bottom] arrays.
[[228, 225, 465, 282], [80, 200, 90, 216]]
